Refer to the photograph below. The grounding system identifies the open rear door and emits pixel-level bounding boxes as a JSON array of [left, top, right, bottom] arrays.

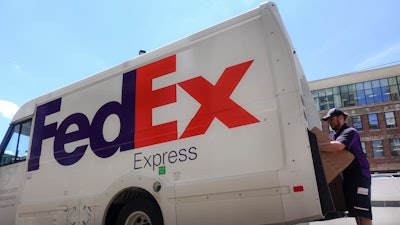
[[308, 130, 336, 216]]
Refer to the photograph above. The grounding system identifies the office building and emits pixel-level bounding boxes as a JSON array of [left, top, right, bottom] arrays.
[[309, 64, 400, 173]]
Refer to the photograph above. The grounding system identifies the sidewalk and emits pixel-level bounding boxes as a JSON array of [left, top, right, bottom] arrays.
[[298, 207, 400, 225]]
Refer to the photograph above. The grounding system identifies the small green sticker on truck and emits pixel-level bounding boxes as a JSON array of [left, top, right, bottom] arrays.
[[159, 166, 166, 175]]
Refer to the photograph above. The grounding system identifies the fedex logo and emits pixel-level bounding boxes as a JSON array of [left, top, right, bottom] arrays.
[[28, 55, 260, 171]]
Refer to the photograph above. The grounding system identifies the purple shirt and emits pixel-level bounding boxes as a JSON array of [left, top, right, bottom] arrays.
[[333, 124, 371, 178]]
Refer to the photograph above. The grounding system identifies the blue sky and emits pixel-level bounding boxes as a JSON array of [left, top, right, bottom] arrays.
[[1, 0, 400, 139]]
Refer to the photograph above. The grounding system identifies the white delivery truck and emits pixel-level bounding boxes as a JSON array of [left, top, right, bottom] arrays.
[[0, 2, 342, 225]]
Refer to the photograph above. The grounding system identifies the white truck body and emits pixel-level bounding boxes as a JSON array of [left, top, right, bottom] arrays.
[[0, 2, 335, 225]]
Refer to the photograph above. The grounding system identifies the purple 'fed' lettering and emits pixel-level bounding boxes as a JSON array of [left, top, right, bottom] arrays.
[[27, 55, 259, 171]]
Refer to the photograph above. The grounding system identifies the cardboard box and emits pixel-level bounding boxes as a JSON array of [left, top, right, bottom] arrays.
[[329, 175, 346, 211], [311, 127, 355, 184]]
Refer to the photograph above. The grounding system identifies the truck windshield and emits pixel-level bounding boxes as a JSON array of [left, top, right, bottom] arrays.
[[0, 120, 32, 166]]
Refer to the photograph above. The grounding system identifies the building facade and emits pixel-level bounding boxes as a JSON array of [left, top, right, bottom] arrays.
[[309, 64, 400, 173]]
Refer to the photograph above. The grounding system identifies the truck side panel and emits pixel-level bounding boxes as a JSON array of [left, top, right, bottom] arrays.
[[10, 3, 328, 225]]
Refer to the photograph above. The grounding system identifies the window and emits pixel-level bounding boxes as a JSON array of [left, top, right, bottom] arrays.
[[357, 89, 366, 105], [333, 95, 341, 108], [339, 85, 357, 107], [311, 90, 318, 98], [385, 112, 397, 128], [312, 76, 400, 111], [380, 78, 388, 87], [365, 89, 374, 104], [0, 120, 32, 166], [348, 84, 356, 92], [361, 141, 367, 156], [352, 115, 363, 131], [368, 114, 380, 130], [363, 81, 372, 89], [347, 91, 357, 106], [326, 95, 334, 109], [372, 140, 384, 158], [389, 85, 400, 101], [380, 79, 389, 102], [341, 93, 349, 106], [389, 139, 400, 156], [388, 77, 397, 86], [373, 87, 383, 102], [318, 96, 328, 110]]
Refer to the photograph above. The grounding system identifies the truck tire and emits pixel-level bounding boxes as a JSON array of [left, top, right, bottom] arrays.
[[115, 198, 164, 225]]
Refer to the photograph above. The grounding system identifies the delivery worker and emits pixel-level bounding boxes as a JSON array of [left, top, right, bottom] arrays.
[[319, 108, 372, 225]]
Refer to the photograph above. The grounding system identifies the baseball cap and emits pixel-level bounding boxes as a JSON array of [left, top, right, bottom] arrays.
[[322, 108, 346, 121]]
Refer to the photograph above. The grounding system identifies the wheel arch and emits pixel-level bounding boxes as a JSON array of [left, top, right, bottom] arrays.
[[104, 187, 161, 225], [100, 173, 176, 225]]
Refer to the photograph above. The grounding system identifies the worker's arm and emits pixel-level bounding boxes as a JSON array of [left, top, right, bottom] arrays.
[[318, 141, 346, 152]]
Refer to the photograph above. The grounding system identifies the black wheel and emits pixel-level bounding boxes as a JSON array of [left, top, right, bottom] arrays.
[[115, 198, 164, 225]]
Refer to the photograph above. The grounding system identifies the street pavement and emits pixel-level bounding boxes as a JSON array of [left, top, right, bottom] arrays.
[[298, 207, 400, 225]]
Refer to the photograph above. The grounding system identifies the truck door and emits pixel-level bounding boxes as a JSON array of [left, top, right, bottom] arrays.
[[0, 120, 32, 225]]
